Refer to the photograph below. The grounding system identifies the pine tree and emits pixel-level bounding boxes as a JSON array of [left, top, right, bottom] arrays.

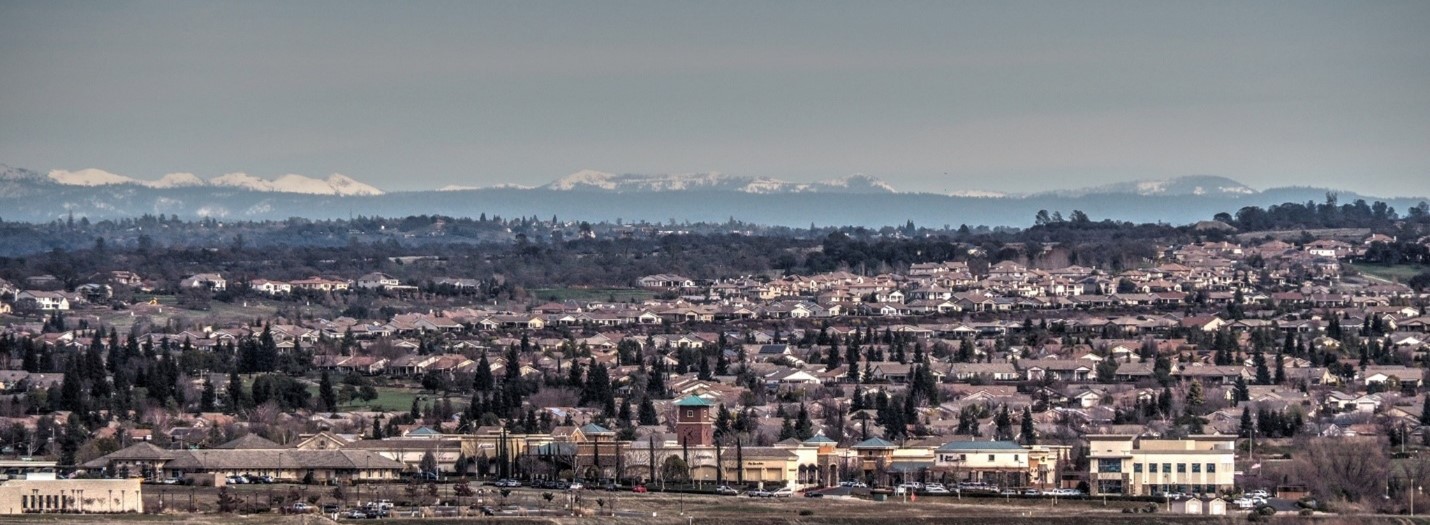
[[1421, 394, 1430, 426], [994, 405, 1013, 441], [795, 404, 814, 440], [200, 376, 217, 412], [638, 396, 659, 426], [226, 369, 247, 412], [1186, 381, 1204, 414], [319, 369, 337, 412], [1253, 351, 1270, 385], [1233, 376, 1249, 404], [474, 354, 494, 391], [1274, 351, 1286, 385], [1019, 406, 1036, 445], [1239, 409, 1254, 437], [826, 342, 842, 371], [697, 355, 712, 380]]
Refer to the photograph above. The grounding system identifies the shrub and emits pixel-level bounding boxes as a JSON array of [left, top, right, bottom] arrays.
[[1299, 508, 1314, 516], [799, 510, 814, 516]]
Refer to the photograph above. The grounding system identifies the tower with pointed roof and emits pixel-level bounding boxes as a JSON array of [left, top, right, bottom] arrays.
[[674, 395, 714, 447]]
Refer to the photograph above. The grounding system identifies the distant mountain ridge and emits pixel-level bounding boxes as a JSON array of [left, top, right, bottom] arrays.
[[541, 170, 897, 194], [1, 162, 1424, 227], [41, 167, 384, 196], [1035, 175, 1257, 198]]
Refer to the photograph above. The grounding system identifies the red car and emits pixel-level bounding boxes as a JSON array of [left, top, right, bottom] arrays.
[[632, 485, 648, 493]]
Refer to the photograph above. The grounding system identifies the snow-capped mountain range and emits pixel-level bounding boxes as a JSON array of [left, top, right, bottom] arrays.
[[1034, 175, 1257, 198], [541, 170, 898, 194], [43, 168, 384, 196]]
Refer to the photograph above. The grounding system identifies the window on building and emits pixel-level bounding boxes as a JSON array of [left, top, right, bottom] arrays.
[[960, 454, 967, 462], [1192, 463, 1201, 473], [1163, 463, 1171, 474], [1207, 463, 1216, 473], [1133, 463, 1143, 473], [1097, 459, 1122, 473], [1177, 463, 1186, 473], [1149, 463, 1158, 473], [989, 455, 996, 462]]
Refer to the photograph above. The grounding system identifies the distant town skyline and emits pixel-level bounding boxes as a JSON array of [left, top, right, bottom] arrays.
[[2, 1, 1428, 197]]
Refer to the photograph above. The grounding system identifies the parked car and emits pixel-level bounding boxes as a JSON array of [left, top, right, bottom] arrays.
[[158, 477, 182, 485], [839, 481, 868, 488], [288, 502, 315, 513], [632, 484, 648, 493], [923, 486, 951, 495], [1021, 489, 1041, 496], [342, 508, 370, 519], [770, 487, 795, 498], [226, 476, 248, 485], [567, 481, 584, 490], [715, 485, 739, 496], [321, 504, 341, 514], [747, 489, 772, 498]]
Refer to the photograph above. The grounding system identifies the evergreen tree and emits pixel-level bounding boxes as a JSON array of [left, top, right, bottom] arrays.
[[1233, 376, 1250, 404], [994, 405, 1013, 441], [715, 348, 729, 376], [638, 396, 659, 426], [319, 369, 337, 412], [697, 355, 712, 380], [1253, 351, 1271, 385], [1019, 406, 1036, 445], [778, 413, 796, 440], [956, 405, 981, 435], [1239, 408, 1254, 437], [1273, 351, 1286, 385], [1421, 394, 1430, 426], [1186, 381, 1205, 414], [227, 369, 247, 412], [200, 376, 217, 412], [474, 353, 494, 391], [826, 342, 842, 371], [794, 404, 814, 440]]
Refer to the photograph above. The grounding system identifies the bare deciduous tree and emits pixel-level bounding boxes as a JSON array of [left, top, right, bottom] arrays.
[[1291, 437, 1387, 505]]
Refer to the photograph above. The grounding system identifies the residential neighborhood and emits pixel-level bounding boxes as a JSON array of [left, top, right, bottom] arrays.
[[0, 224, 1427, 518]]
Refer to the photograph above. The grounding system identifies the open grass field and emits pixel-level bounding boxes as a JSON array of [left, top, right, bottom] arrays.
[[531, 287, 655, 303], [1350, 263, 1430, 283], [300, 384, 460, 413]]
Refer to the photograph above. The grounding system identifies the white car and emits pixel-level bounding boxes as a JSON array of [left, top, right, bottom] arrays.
[[923, 486, 951, 495], [771, 487, 795, 498], [1244, 490, 1270, 499], [567, 482, 584, 490], [1233, 497, 1259, 509]]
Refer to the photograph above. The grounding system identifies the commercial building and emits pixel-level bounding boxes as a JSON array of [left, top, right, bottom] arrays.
[[1086, 435, 1236, 496], [0, 477, 142, 514]]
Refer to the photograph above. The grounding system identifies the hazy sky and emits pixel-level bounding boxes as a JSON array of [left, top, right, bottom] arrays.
[[2, 1, 1428, 196]]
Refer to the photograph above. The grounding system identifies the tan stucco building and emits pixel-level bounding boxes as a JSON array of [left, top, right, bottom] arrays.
[[0, 478, 143, 514], [1087, 435, 1236, 496]]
